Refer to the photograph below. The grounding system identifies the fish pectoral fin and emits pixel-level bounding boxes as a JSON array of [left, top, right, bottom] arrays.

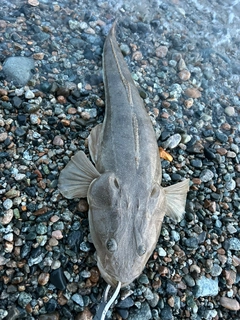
[[58, 151, 100, 199], [164, 179, 189, 222], [88, 123, 103, 164]]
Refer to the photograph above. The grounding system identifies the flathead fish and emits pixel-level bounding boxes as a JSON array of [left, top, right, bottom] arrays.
[[58, 21, 189, 289]]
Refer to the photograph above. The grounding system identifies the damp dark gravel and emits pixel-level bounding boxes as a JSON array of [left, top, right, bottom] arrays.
[[0, 0, 240, 319]]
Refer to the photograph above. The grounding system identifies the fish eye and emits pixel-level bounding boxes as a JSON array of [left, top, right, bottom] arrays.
[[106, 238, 118, 252], [137, 244, 146, 256], [113, 178, 119, 189], [150, 184, 160, 199]]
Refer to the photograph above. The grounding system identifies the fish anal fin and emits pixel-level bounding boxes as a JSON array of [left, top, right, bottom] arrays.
[[58, 151, 100, 199], [88, 123, 103, 164], [164, 179, 189, 222]]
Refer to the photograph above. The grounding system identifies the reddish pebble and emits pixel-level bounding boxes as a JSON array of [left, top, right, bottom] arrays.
[[57, 95, 66, 104], [161, 101, 171, 108], [77, 199, 89, 212], [161, 112, 170, 119], [33, 53, 44, 60], [52, 230, 63, 240], [61, 119, 70, 126], [132, 51, 143, 61], [89, 267, 100, 283], [49, 237, 59, 246], [220, 297, 240, 311], [38, 272, 50, 285], [232, 255, 240, 267], [152, 278, 162, 290], [75, 308, 93, 320], [185, 88, 201, 98], [67, 107, 77, 114], [53, 135, 64, 146], [221, 122, 231, 130], [0, 132, 7, 142], [217, 148, 227, 155], [156, 46, 168, 58], [81, 112, 90, 120], [158, 266, 169, 276], [0, 20, 7, 29], [168, 296, 175, 307], [85, 84, 92, 91], [50, 215, 60, 223], [223, 270, 236, 286], [178, 70, 191, 81]]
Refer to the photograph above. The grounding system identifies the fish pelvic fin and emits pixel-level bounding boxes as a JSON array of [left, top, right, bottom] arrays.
[[58, 151, 100, 199], [164, 179, 189, 222]]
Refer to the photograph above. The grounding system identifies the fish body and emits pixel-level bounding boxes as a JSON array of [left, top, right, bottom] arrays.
[[58, 21, 189, 288]]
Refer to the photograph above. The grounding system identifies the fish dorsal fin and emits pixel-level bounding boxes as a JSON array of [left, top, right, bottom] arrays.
[[58, 151, 100, 199], [164, 179, 189, 222], [88, 123, 103, 164]]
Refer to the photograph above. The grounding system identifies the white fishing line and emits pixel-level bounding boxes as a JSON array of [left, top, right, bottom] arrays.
[[101, 281, 121, 320]]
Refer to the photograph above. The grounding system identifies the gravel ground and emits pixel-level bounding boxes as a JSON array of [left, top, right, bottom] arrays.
[[0, 0, 240, 319]]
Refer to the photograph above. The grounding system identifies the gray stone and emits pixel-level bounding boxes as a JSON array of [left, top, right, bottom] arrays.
[[171, 230, 180, 242], [25, 89, 35, 99], [215, 130, 228, 143], [3, 199, 13, 210], [163, 134, 181, 149], [210, 264, 222, 277], [160, 305, 173, 320], [143, 288, 154, 301], [0, 309, 8, 318], [148, 292, 159, 308], [225, 179, 236, 191], [71, 293, 84, 306], [184, 237, 199, 249], [138, 274, 149, 285], [183, 274, 195, 287], [3, 57, 34, 86], [128, 302, 152, 320], [79, 241, 91, 252], [193, 276, 218, 298], [223, 237, 240, 251], [18, 292, 32, 307], [200, 169, 214, 182], [36, 223, 48, 235]]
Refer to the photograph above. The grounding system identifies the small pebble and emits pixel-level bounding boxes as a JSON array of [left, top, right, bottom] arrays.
[[193, 276, 218, 298], [0, 209, 13, 225], [50, 268, 67, 290], [53, 135, 64, 146], [38, 272, 50, 286], [3, 199, 13, 210], [163, 134, 181, 149], [178, 70, 191, 81], [185, 88, 201, 98], [220, 297, 240, 311], [224, 106, 235, 116], [71, 294, 84, 307], [0, 132, 7, 142], [200, 169, 214, 182], [156, 46, 168, 58], [25, 89, 35, 99], [52, 230, 63, 239]]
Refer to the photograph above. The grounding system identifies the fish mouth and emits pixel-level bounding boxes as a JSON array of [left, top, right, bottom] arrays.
[[97, 258, 140, 288]]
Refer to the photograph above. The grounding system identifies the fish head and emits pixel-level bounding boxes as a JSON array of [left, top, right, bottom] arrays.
[[87, 171, 165, 287]]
